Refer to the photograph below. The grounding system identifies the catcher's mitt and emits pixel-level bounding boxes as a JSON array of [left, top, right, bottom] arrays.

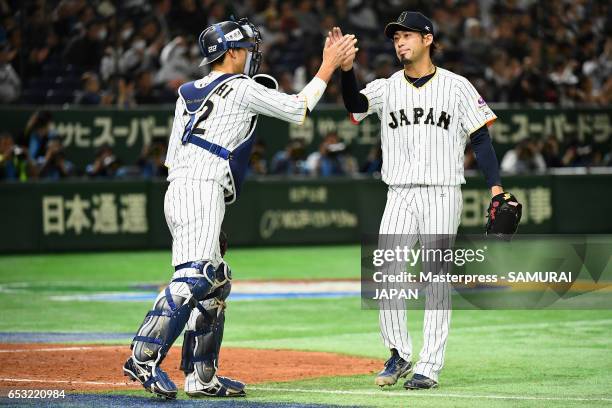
[[485, 192, 522, 239]]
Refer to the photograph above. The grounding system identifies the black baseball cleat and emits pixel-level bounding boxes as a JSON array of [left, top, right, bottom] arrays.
[[375, 349, 413, 387], [123, 356, 178, 399], [404, 373, 438, 390]]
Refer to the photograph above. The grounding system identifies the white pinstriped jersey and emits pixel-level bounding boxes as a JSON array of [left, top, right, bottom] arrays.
[[165, 71, 307, 191], [351, 67, 497, 186]]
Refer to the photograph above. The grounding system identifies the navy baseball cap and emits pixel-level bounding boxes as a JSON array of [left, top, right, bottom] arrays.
[[384, 11, 434, 38]]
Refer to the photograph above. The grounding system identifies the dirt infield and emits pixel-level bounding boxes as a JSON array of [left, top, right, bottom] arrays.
[[0, 344, 381, 392]]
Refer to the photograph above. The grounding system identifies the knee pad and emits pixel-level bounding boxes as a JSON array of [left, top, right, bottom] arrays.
[[174, 262, 232, 302], [180, 281, 230, 384]]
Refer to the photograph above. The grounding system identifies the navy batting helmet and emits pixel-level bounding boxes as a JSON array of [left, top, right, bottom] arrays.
[[198, 18, 262, 77]]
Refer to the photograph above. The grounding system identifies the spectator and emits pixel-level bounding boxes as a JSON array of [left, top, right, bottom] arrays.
[[361, 143, 383, 175], [86, 145, 121, 178], [279, 2, 299, 34], [464, 145, 478, 171], [277, 71, 296, 94], [100, 19, 136, 81], [485, 51, 514, 102], [25, 27, 61, 81], [459, 18, 491, 76], [152, 0, 172, 42], [319, 142, 358, 176], [541, 135, 563, 168], [500, 139, 546, 174], [25, 111, 55, 161], [63, 18, 107, 71], [270, 139, 308, 175], [138, 137, 168, 178], [74, 72, 108, 105], [134, 69, 159, 105], [372, 54, 394, 81], [306, 132, 358, 176], [2, 0, 610, 107], [293, 55, 321, 92], [168, 0, 208, 37], [0, 132, 35, 181], [0, 44, 20, 103], [352, 48, 375, 84], [347, 0, 379, 36], [38, 137, 74, 180], [155, 36, 200, 94], [113, 76, 137, 108], [295, 0, 320, 36], [561, 141, 599, 167], [248, 139, 268, 176], [118, 36, 153, 77]]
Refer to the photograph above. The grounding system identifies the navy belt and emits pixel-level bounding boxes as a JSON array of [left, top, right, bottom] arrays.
[[188, 135, 232, 160]]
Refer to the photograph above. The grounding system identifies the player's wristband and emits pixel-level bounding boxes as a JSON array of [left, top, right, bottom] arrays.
[[298, 77, 327, 111]]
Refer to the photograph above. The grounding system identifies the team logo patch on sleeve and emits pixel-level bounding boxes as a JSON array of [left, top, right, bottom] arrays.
[[477, 96, 486, 106]]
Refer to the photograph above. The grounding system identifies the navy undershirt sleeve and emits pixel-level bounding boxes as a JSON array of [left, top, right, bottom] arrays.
[[340, 68, 368, 113], [470, 125, 502, 188]]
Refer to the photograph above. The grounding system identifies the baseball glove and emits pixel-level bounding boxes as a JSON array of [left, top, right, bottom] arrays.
[[485, 192, 522, 240]]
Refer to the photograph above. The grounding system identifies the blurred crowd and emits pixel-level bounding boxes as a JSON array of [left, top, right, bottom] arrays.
[[0, 0, 610, 182], [0, 0, 610, 106], [0, 110, 169, 181], [2, 109, 610, 182], [464, 135, 612, 175]]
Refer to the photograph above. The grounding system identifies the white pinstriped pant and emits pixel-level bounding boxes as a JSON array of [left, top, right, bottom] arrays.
[[164, 178, 226, 267], [378, 184, 462, 382]]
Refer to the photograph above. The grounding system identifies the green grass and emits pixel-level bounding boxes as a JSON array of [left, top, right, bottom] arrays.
[[1, 247, 612, 407], [0, 245, 359, 283]]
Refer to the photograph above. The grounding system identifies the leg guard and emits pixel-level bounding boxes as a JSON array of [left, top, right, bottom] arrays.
[[131, 261, 230, 365], [182, 281, 245, 397], [181, 282, 231, 382], [131, 287, 192, 364]]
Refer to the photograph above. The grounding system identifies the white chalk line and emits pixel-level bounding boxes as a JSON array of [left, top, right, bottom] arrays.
[[0, 378, 610, 403], [250, 386, 612, 403], [0, 346, 116, 353], [0, 378, 130, 387], [227, 318, 612, 348]]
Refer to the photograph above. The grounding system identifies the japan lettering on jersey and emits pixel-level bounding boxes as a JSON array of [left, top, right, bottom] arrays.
[[351, 67, 496, 186], [165, 71, 307, 190]]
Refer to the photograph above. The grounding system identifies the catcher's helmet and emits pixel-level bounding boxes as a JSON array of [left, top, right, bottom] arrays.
[[198, 18, 262, 76]]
